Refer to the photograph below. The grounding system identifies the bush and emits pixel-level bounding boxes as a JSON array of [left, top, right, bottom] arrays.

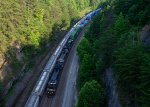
[[77, 80, 106, 107]]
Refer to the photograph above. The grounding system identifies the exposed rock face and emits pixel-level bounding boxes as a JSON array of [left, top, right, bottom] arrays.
[[0, 54, 5, 69], [140, 24, 150, 47], [15, 43, 23, 61], [0, 42, 23, 81], [0, 60, 12, 81], [103, 68, 121, 107], [0, 55, 7, 81]]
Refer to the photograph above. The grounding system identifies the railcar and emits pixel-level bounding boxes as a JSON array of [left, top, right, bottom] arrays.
[[85, 13, 92, 20], [57, 48, 69, 64], [83, 20, 89, 26], [54, 62, 63, 71], [70, 26, 81, 41], [65, 38, 73, 49]]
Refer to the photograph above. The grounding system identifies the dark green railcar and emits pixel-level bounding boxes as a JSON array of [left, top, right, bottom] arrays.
[[70, 26, 81, 41]]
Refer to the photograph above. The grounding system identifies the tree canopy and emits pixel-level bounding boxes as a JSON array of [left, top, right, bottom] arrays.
[[77, 1, 150, 106], [77, 80, 106, 107], [0, 0, 103, 82]]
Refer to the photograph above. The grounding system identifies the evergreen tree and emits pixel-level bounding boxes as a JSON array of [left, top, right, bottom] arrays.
[[77, 80, 106, 107]]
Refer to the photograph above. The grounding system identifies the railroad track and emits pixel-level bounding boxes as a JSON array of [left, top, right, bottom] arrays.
[[24, 7, 102, 107]]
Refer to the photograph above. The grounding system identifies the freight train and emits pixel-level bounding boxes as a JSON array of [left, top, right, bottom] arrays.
[[46, 25, 81, 95], [45, 8, 103, 95], [24, 7, 102, 107]]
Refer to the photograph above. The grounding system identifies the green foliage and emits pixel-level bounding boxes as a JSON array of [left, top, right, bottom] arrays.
[[77, 80, 106, 107], [77, 37, 90, 61], [0, 0, 103, 81], [0, 82, 4, 106], [79, 53, 93, 88], [78, 2, 150, 106], [85, 13, 104, 42], [138, 53, 150, 107], [0, 82, 4, 95], [110, 1, 150, 106], [114, 13, 130, 37], [77, 4, 109, 106], [113, 0, 150, 25], [113, 42, 150, 107], [77, 8, 112, 88], [113, 42, 143, 91]]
